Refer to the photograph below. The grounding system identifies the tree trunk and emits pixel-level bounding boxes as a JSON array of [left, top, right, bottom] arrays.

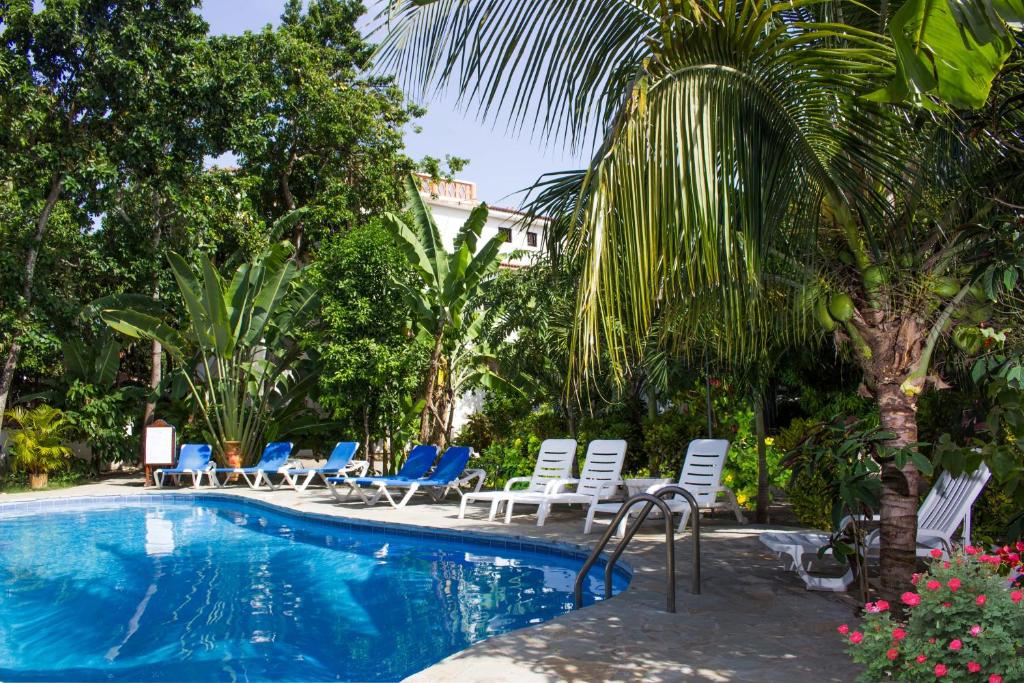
[[876, 382, 922, 597], [141, 219, 164, 445], [754, 389, 770, 524], [419, 332, 445, 444], [362, 405, 371, 466], [0, 175, 64, 435]]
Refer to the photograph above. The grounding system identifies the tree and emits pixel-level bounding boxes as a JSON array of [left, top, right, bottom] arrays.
[[309, 220, 428, 470], [0, 0, 208, 434], [98, 243, 321, 464], [383, 176, 512, 447], [212, 0, 422, 255], [374, 0, 1024, 594]]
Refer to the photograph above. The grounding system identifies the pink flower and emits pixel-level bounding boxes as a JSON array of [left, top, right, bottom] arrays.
[[931, 548, 944, 559], [917, 654, 928, 664], [976, 594, 987, 606], [966, 545, 978, 555], [943, 602, 953, 608], [935, 663, 948, 677], [1011, 590, 1023, 604], [970, 624, 982, 636], [912, 573, 922, 585], [887, 648, 899, 661], [865, 600, 890, 613], [948, 578, 962, 592], [850, 631, 864, 644], [949, 639, 963, 651], [927, 580, 942, 591], [943, 561, 952, 569], [989, 676, 1002, 683], [902, 592, 922, 606], [838, 624, 850, 635], [968, 662, 982, 673], [929, 638, 937, 644], [893, 628, 907, 641]]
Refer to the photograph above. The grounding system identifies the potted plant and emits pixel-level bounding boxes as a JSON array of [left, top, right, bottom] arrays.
[[3, 405, 73, 489]]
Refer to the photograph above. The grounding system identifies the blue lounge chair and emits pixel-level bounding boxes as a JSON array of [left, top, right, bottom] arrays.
[[154, 444, 214, 488], [279, 442, 368, 491], [336, 446, 484, 509], [326, 444, 438, 504], [213, 442, 294, 489]]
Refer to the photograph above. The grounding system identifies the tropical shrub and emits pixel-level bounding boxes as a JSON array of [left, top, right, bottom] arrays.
[[3, 405, 73, 478], [472, 434, 544, 490], [722, 408, 788, 509], [840, 548, 1024, 682]]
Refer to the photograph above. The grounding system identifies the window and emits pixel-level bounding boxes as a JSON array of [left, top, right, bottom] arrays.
[[526, 231, 538, 247], [499, 227, 512, 242]]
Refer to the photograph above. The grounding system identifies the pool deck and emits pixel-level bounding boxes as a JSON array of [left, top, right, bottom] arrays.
[[0, 478, 858, 682]]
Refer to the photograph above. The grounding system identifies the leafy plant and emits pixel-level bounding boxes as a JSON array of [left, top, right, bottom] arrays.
[[3, 405, 73, 478], [98, 243, 320, 464], [840, 548, 1024, 682]]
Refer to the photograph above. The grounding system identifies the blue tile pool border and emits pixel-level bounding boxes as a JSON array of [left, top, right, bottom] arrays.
[[0, 492, 633, 584]]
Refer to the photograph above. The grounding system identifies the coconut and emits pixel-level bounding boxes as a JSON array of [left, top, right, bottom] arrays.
[[828, 293, 855, 322], [814, 297, 836, 331]]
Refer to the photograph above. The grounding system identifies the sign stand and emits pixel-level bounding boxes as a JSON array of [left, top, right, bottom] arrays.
[[143, 420, 176, 487]]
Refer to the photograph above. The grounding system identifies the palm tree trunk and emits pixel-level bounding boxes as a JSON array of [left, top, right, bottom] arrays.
[[876, 381, 922, 597], [754, 389, 769, 524], [141, 219, 164, 444], [0, 175, 64, 436], [420, 331, 445, 444]]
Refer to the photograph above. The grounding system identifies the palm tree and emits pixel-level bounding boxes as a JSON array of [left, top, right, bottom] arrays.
[[374, 0, 1024, 595], [4, 405, 73, 488], [383, 175, 516, 447]]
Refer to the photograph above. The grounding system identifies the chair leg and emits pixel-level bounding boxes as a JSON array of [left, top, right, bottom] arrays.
[[537, 502, 550, 527], [504, 499, 516, 524], [458, 495, 471, 519], [396, 484, 419, 509], [487, 498, 501, 521], [583, 505, 597, 534]]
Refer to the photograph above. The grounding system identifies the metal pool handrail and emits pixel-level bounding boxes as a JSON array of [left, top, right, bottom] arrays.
[[573, 486, 701, 613]]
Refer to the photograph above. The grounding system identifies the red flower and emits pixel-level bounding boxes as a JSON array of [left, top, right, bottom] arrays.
[[935, 663, 948, 677], [887, 648, 899, 661], [949, 639, 963, 651], [970, 624, 982, 636], [948, 578, 961, 592], [968, 662, 982, 673], [942, 602, 953, 608], [912, 573, 922, 585], [927, 580, 942, 591], [865, 600, 890, 613], [931, 548, 944, 559], [966, 545, 979, 555], [917, 655, 928, 664], [902, 592, 922, 606], [1011, 590, 1023, 604], [850, 631, 864, 644], [892, 628, 907, 641], [976, 594, 987, 606], [989, 676, 1002, 683], [838, 624, 850, 635]]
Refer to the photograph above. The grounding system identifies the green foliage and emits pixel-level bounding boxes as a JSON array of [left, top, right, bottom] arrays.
[[721, 408, 789, 510], [843, 550, 1024, 682], [3, 405, 72, 477], [642, 409, 708, 477], [471, 434, 544, 491]]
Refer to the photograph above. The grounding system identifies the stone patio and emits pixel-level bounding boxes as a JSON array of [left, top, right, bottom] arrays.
[[0, 478, 860, 682]]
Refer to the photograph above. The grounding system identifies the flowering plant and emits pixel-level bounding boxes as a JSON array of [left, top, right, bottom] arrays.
[[840, 548, 1024, 682]]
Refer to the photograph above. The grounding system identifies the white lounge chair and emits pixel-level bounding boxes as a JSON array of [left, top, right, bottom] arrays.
[[458, 438, 577, 521], [584, 438, 745, 535], [504, 439, 628, 527], [760, 463, 992, 591]]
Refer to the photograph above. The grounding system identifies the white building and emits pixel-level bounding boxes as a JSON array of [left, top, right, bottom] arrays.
[[416, 175, 549, 432], [417, 175, 547, 268]]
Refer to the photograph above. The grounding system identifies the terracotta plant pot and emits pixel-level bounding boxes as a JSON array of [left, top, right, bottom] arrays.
[[29, 473, 48, 490], [223, 441, 243, 481]]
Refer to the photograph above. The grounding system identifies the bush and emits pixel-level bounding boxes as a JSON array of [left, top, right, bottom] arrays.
[[642, 409, 707, 477], [721, 408, 789, 509], [472, 434, 543, 490], [840, 548, 1024, 683]]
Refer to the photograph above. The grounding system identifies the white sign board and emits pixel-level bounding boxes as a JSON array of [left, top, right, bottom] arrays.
[[144, 426, 175, 466]]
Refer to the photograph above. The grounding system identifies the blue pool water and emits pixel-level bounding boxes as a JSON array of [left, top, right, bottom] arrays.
[[0, 497, 628, 681]]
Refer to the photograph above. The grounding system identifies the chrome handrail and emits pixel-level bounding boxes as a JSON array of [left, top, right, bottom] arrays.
[[573, 485, 701, 613]]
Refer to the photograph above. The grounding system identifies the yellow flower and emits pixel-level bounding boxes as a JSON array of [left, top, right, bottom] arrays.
[[764, 437, 775, 446]]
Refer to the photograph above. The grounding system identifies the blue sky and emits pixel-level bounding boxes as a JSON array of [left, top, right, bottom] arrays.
[[200, 1, 584, 206]]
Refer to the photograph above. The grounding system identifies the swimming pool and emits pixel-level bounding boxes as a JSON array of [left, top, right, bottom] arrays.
[[0, 495, 629, 681]]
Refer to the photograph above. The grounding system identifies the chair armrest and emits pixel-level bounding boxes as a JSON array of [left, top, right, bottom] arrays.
[[504, 477, 533, 491], [544, 478, 580, 495], [839, 513, 881, 530], [348, 460, 370, 477], [457, 469, 487, 493]]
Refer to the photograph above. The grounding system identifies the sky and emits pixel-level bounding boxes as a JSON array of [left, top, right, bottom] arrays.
[[199, 0, 585, 206]]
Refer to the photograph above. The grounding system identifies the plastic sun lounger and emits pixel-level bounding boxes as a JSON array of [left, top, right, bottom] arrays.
[[458, 438, 577, 521], [585, 438, 746, 535], [154, 444, 215, 488], [213, 442, 294, 490], [760, 463, 992, 591], [504, 439, 628, 527], [325, 444, 439, 504], [279, 442, 368, 491], [346, 446, 484, 509]]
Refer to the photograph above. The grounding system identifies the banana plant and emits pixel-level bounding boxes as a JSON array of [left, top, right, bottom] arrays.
[[383, 175, 510, 446], [97, 243, 319, 464]]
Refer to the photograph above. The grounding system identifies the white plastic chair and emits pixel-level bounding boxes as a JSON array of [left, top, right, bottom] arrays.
[[585, 438, 744, 535], [458, 439, 577, 520], [760, 463, 992, 591], [504, 439, 628, 527]]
